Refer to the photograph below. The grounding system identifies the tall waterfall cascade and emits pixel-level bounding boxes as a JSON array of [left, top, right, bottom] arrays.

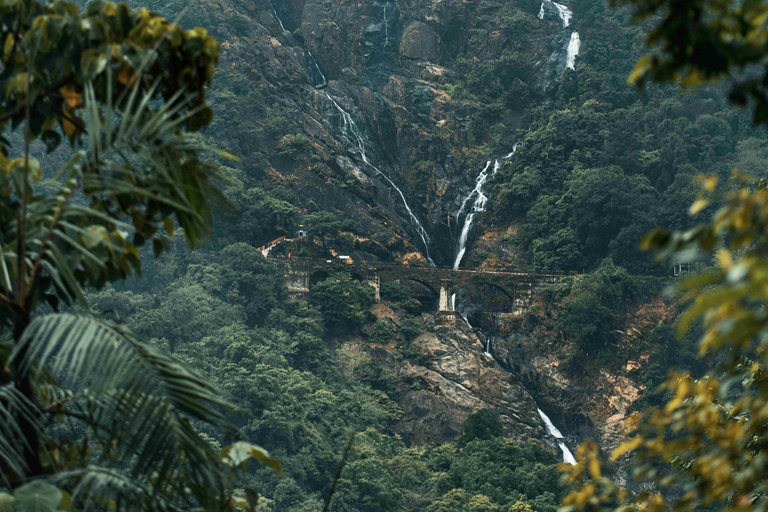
[[383, 2, 391, 47], [453, 160, 500, 269], [537, 408, 577, 465], [306, 50, 328, 87], [450, 144, 519, 328], [269, 0, 287, 32], [326, 94, 434, 264], [538, 0, 580, 71]]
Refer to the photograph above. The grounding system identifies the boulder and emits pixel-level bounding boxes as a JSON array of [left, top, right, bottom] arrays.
[[399, 22, 440, 62]]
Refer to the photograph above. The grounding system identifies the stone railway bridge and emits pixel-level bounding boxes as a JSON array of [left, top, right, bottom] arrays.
[[272, 257, 569, 314]]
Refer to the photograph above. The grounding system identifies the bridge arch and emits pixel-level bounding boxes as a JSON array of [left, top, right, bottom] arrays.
[[309, 270, 330, 286], [455, 281, 516, 313], [469, 281, 515, 305]]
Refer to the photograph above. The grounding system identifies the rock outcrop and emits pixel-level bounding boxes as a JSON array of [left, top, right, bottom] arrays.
[[347, 316, 544, 445]]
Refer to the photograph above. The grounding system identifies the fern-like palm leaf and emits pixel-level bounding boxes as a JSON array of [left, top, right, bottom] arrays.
[[11, 313, 237, 509]]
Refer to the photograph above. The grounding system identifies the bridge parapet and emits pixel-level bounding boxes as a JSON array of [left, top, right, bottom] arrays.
[[268, 256, 570, 314]]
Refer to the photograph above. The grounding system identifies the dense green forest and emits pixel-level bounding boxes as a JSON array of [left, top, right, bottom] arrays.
[[3, 0, 768, 510]]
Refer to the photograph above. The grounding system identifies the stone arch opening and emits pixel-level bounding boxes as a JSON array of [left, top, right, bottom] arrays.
[[309, 270, 331, 286], [380, 277, 439, 312], [453, 282, 515, 325]]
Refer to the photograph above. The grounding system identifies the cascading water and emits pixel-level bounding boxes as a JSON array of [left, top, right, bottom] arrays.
[[539, 0, 572, 27], [383, 2, 391, 47], [269, 0, 327, 88], [538, 0, 580, 71], [269, 0, 288, 32], [450, 145, 518, 327], [305, 50, 328, 87], [566, 32, 580, 70], [503, 142, 520, 159], [538, 408, 577, 465], [326, 94, 434, 264]]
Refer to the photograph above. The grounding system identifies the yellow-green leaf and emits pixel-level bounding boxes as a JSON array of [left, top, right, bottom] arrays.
[[689, 198, 708, 215], [611, 436, 643, 461], [162, 216, 175, 237], [83, 225, 108, 248], [628, 55, 652, 84], [219, 150, 241, 162]]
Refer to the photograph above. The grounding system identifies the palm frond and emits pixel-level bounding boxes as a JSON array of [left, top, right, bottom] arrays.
[[12, 313, 233, 420], [0, 383, 40, 481], [49, 466, 185, 512], [11, 314, 236, 504]]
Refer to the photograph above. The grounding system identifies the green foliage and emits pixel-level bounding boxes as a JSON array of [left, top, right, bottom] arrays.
[[0, 0, 218, 150], [278, 133, 316, 159], [369, 319, 393, 344], [562, 0, 768, 509], [618, 0, 768, 125], [459, 409, 503, 445], [557, 259, 638, 356], [330, 429, 561, 512], [0, 2, 280, 510], [311, 273, 375, 332], [400, 317, 423, 342]]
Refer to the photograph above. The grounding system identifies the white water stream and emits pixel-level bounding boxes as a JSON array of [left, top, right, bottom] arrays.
[[537, 408, 577, 464], [539, 0, 572, 27], [383, 2, 391, 47], [307, 50, 327, 86], [538, 0, 580, 70], [327, 94, 434, 264], [566, 32, 580, 70]]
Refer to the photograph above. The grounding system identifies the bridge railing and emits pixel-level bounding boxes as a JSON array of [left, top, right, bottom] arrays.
[[269, 256, 574, 278]]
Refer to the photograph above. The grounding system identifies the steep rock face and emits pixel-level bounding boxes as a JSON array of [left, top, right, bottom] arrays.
[[347, 317, 544, 445], [193, 0, 565, 265]]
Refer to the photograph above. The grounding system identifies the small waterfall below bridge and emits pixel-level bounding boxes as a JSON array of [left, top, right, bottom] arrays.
[[537, 408, 577, 465], [326, 94, 434, 264]]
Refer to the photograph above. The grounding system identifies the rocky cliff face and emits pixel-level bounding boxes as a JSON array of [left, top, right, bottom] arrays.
[[184, 0, 576, 266], [174, 0, 650, 461], [344, 312, 551, 446]]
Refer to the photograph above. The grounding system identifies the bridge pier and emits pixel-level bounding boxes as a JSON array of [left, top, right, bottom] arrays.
[[438, 279, 453, 312], [368, 274, 381, 302]]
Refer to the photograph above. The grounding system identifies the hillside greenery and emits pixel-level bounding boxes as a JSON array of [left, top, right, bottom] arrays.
[[2, 0, 765, 509]]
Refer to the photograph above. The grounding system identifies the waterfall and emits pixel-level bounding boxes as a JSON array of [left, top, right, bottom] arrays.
[[306, 50, 328, 87], [270, 1, 287, 32], [383, 2, 391, 47], [453, 160, 501, 269], [326, 94, 434, 264], [485, 337, 491, 356], [538, 0, 572, 27], [538, 0, 580, 70], [537, 408, 577, 465], [504, 142, 520, 159], [566, 32, 580, 70]]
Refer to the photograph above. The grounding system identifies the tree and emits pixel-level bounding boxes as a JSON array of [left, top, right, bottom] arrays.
[[0, 1, 279, 509], [621, 0, 768, 125], [459, 409, 503, 444], [310, 273, 375, 332], [561, 0, 768, 510]]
